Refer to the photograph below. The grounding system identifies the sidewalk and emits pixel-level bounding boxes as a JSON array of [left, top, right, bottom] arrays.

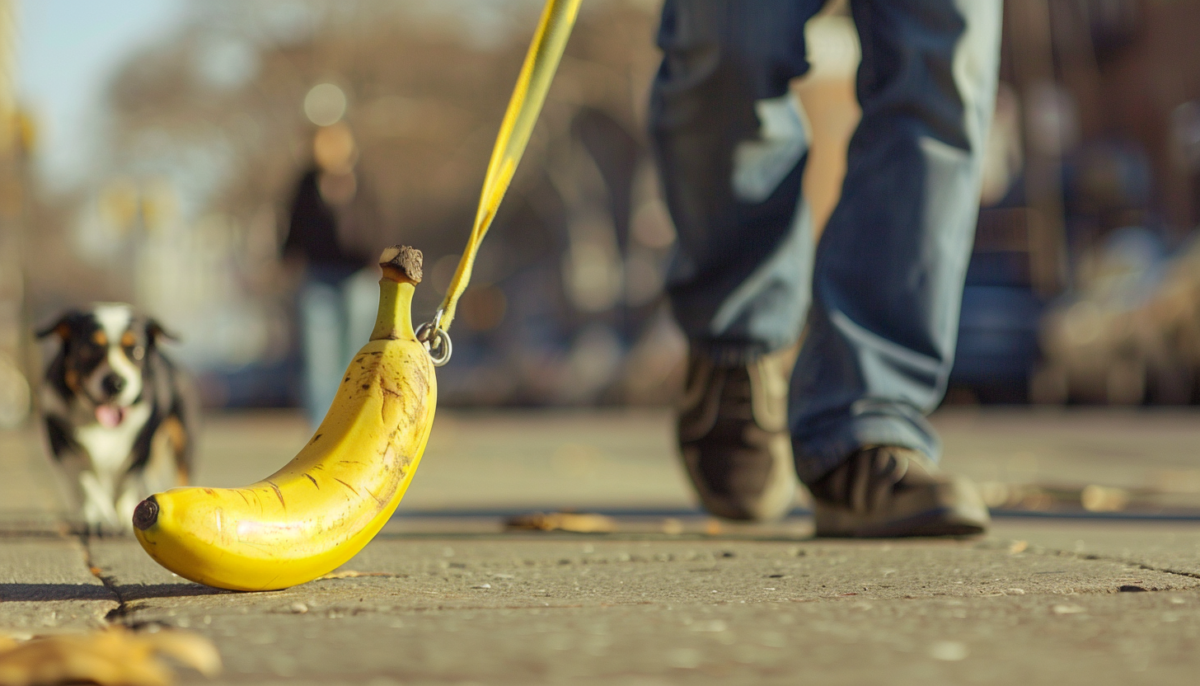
[[3, 409, 1200, 684]]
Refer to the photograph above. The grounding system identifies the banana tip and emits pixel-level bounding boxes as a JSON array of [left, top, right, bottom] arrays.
[[132, 496, 159, 531], [379, 245, 423, 284]]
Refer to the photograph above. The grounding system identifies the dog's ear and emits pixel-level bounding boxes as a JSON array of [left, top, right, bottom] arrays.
[[146, 318, 180, 346], [35, 313, 77, 341]]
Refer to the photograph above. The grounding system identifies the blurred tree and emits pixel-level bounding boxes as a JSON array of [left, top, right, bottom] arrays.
[[90, 0, 674, 406]]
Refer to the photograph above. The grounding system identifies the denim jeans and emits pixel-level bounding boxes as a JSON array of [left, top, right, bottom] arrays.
[[650, 0, 1001, 482], [299, 266, 379, 426]]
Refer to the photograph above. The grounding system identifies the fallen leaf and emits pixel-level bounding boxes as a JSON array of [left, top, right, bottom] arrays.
[[504, 512, 615, 533], [0, 626, 220, 686], [138, 631, 221, 677]]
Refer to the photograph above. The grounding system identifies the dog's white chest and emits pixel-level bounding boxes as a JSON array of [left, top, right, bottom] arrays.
[[75, 402, 153, 476]]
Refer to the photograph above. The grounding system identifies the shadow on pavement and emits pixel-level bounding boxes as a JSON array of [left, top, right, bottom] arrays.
[[0, 582, 227, 602]]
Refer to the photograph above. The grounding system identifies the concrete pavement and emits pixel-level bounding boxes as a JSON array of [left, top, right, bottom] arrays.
[[3, 409, 1200, 684]]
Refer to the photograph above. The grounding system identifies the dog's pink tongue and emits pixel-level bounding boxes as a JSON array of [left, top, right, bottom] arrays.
[[96, 405, 123, 428]]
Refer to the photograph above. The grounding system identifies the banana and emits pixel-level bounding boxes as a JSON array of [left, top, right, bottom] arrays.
[[131, 246, 436, 591]]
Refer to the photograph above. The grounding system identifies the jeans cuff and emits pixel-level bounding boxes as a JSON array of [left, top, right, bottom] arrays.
[[792, 412, 940, 484]]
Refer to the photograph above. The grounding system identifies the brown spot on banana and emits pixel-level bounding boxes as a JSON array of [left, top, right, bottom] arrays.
[[266, 481, 286, 509], [369, 447, 408, 511], [304, 474, 319, 489], [334, 478, 359, 496], [379, 384, 408, 426], [365, 487, 387, 507]]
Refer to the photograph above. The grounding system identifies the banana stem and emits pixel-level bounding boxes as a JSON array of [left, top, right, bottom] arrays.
[[370, 279, 417, 342], [372, 246, 422, 342]]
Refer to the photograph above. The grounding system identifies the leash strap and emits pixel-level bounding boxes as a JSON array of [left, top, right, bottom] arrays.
[[418, 0, 582, 365]]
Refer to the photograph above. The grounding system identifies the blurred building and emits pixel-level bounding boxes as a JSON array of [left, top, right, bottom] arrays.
[[949, 0, 1200, 406]]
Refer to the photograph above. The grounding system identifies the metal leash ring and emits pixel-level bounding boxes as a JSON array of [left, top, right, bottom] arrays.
[[415, 317, 452, 367]]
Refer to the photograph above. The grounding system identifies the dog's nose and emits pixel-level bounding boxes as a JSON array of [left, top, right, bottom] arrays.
[[102, 374, 126, 396]]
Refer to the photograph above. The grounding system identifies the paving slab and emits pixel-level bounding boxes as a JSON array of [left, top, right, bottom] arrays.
[[152, 591, 1200, 686], [86, 528, 1200, 685], [0, 427, 71, 533], [994, 519, 1200, 577], [7, 410, 1200, 685], [0, 426, 119, 632], [0, 535, 118, 631]]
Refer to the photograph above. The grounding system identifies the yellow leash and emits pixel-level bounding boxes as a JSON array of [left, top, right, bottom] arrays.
[[417, 0, 582, 365]]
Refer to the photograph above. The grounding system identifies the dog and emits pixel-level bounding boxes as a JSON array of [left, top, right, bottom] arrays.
[[36, 304, 198, 534]]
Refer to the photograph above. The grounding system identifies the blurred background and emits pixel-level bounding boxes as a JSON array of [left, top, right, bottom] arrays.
[[2, 0, 1200, 428]]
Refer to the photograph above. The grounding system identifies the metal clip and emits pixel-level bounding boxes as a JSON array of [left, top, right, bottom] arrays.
[[415, 309, 452, 367]]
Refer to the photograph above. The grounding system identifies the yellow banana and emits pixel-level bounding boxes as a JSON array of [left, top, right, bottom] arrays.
[[132, 246, 436, 592]]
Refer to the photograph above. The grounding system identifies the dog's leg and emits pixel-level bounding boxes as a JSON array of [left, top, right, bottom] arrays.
[[79, 472, 121, 534], [114, 484, 143, 534]]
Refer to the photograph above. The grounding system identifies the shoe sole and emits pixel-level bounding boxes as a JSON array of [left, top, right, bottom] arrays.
[[814, 505, 990, 539]]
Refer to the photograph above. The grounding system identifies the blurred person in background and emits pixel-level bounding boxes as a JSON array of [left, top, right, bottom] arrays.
[[653, 0, 1001, 536], [282, 123, 383, 426]]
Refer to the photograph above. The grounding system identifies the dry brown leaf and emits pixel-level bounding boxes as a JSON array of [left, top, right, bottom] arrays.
[[504, 512, 616, 533], [0, 626, 221, 686], [138, 631, 222, 677]]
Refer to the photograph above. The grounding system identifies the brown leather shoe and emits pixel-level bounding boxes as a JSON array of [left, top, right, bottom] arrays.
[[676, 348, 797, 522], [808, 446, 990, 537]]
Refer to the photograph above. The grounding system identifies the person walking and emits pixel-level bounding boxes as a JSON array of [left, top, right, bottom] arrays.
[[282, 123, 384, 426], [651, 0, 1000, 536]]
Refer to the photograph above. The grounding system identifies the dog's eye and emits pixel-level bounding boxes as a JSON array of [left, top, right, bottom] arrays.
[[130, 346, 145, 361]]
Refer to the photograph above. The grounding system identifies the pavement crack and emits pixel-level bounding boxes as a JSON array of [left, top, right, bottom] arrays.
[[1128, 562, 1200, 581], [1011, 539, 1200, 585], [1065, 550, 1200, 582], [79, 535, 132, 623]]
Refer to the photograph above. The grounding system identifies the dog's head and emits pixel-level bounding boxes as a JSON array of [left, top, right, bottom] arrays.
[[37, 304, 176, 428]]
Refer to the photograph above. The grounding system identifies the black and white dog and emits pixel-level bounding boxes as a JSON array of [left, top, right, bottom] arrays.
[[36, 304, 198, 533]]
